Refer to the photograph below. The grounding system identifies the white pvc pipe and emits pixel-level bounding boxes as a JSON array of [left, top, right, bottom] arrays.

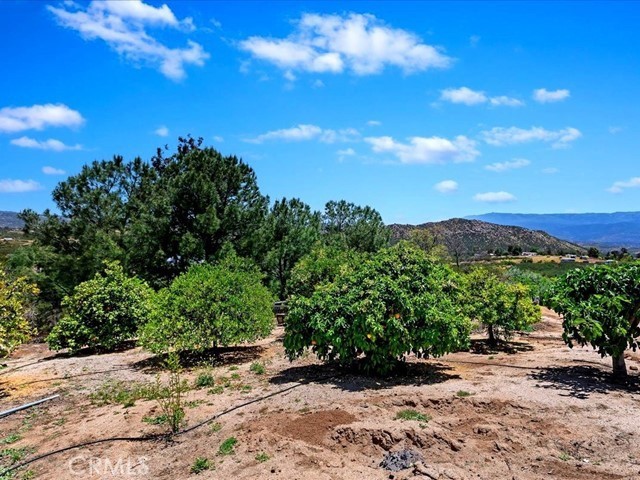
[[0, 395, 60, 418]]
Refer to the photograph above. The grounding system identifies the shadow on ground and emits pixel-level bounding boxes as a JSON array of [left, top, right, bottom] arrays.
[[132, 345, 266, 372], [470, 339, 534, 355], [269, 361, 460, 392], [528, 365, 640, 399]]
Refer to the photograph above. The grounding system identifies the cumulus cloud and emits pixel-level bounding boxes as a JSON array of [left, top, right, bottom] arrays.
[[473, 191, 516, 203], [10, 136, 83, 151], [0, 104, 84, 133], [155, 125, 169, 137], [246, 124, 359, 144], [481, 126, 581, 148], [485, 158, 530, 172], [0, 179, 42, 193], [365, 135, 479, 164], [607, 177, 640, 194], [367, 120, 382, 126], [434, 180, 458, 194], [533, 88, 570, 103], [240, 12, 451, 76], [440, 87, 523, 107], [48, 0, 208, 81], [42, 166, 67, 175]]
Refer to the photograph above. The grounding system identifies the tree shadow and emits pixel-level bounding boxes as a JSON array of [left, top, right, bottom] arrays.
[[41, 340, 140, 360], [132, 345, 266, 373], [528, 365, 640, 399], [269, 360, 460, 393], [469, 339, 534, 355]]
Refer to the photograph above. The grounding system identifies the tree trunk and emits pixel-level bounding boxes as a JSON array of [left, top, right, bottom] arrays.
[[488, 325, 496, 346], [612, 353, 627, 378]]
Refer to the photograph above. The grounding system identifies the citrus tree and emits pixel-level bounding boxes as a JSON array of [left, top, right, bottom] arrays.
[[0, 271, 38, 357], [140, 254, 274, 354], [465, 268, 541, 345], [47, 262, 154, 353], [551, 263, 640, 377], [284, 243, 471, 374]]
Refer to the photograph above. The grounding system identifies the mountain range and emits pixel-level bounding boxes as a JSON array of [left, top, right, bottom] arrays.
[[466, 212, 640, 248], [0, 211, 22, 229]]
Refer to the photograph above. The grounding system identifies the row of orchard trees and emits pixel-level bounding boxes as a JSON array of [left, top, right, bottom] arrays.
[[1, 137, 638, 377]]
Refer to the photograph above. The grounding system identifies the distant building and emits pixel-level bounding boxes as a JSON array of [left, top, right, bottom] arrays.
[[560, 257, 576, 263], [521, 252, 536, 257]]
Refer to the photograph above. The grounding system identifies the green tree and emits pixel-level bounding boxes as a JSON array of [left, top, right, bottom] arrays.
[[550, 263, 640, 377], [284, 242, 471, 374], [465, 268, 541, 345], [261, 198, 321, 300], [407, 229, 449, 262], [47, 262, 154, 353], [140, 254, 274, 354], [587, 247, 600, 258], [0, 271, 38, 357], [322, 200, 390, 253]]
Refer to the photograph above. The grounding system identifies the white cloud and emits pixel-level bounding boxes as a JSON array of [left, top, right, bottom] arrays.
[[434, 180, 458, 194], [469, 35, 480, 47], [213, 135, 224, 143], [240, 12, 452, 76], [489, 96, 524, 107], [246, 124, 359, 144], [485, 158, 530, 172], [154, 125, 169, 137], [284, 70, 297, 82], [473, 191, 516, 203], [608, 126, 623, 134], [607, 177, 640, 194], [533, 88, 570, 103], [440, 87, 523, 107], [365, 135, 479, 164], [42, 166, 67, 175], [0, 179, 42, 193], [440, 87, 486, 105], [48, 0, 208, 81], [312, 79, 325, 88], [542, 167, 559, 174], [10, 136, 83, 151], [0, 103, 84, 133], [367, 120, 381, 126], [481, 126, 581, 148], [337, 148, 356, 156]]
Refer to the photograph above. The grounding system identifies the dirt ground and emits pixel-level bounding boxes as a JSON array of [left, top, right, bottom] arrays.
[[1, 308, 640, 480]]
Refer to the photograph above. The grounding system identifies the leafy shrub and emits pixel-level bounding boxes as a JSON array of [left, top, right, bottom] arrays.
[[284, 243, 471, 374], [194, 371, 215, 388], [505, 267, 553, 304], [190, 457, 212, 474], [550, 263, 640, 377], [218, 437, 237, 455], [47, 262, 153, 353], [0, 271, 38, 357], [395, 409, 430, 422], [249, 362, 265, 375], [140, 254, 274, 354], [464, 268, 541, 344]]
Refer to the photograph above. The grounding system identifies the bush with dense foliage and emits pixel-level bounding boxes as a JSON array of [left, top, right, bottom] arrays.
[[140, 254, 274, 354], [465, 268, 541, 344], [0, 271, 38, 357], [550, 263, 640, 377], [505, 266, 554, 303], [284, 243, 471, 374], [47, 262, 154, 353]]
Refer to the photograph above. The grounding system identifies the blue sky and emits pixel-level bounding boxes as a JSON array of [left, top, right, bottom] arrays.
[[1, 1, 639, 224]]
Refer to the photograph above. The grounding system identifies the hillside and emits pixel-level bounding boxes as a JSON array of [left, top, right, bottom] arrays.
[[0, 211, 23, 229], [390, 218, 585, 256], [467, 212, 640, 248]]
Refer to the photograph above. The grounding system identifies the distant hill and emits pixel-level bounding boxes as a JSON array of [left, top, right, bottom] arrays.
[[0, 211, 23, 229], [389, 218, 585, 257], [466, 212, 640, 248]]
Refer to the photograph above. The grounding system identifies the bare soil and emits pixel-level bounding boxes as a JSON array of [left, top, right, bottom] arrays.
[[1, 308, 640, 480]]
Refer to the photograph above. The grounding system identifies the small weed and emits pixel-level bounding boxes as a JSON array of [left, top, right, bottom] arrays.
[[208, 386, 224, 395], [0, 434, 20, 445], [228, 366, 239, 371], [249, 362, 265, 375], [255, 453, 270, 463], [559, 452, 572, 462], [90, 380, 157, 407], [142, 414, 168, 425], [217, 376, 231, 387], [194, 372, 215, 389], [230, 373, 241, 381], [185, 400, 204, 409], [456, 390, 473, 398], [52, 417, 66, 427], [240, 385, 252, 393], [218, 437, 237, 455], [488, 356, 495, 360], [190, 457, 212, 474], [209, 422, 222, 433], [395, 409, 431, 422], [0, 447, 33, 465]]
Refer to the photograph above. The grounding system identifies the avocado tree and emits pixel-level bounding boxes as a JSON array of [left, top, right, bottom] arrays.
[[465, 268, 541, 345], [0, 271, 38, 357], [550, 263, 640, 377], [284, 242, 471, 374]]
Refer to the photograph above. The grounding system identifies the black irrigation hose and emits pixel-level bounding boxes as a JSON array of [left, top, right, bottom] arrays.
[[0, 372, 343, 477]]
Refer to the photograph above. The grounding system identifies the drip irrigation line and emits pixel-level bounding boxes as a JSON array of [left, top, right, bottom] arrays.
[[0, 372, 342, 477]]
